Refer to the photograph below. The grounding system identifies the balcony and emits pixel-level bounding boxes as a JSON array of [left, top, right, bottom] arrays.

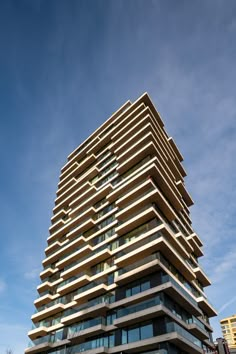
[[56, 244, 92, 270], [74, 282, 111, 304], [188, 320, 209, 340], [69, 183, 112, 219], [193, 266, 211, 287], [57, 272, 90, 295], [197, 296, 217, 317], [61, 248, 112, 278], [114, 296, 164, 327], [114, 229, 194, 282], [28, 326, 48, 340], [187, 233, 203, 257], [31, 302, 66, 322], [62, 301, 110, 325], [68, 317, 106, 340]]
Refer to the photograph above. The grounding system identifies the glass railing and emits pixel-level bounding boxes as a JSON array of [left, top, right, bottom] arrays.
[[37, 292, 73, 312], [117, 250, 199, 308], [93, 203, 115, 221], [188, 316, 206, 331], [166, 322, 202, 348], [68, 317, 105, 336], [117, 295, 161, 318], [63, 236, 114, 272], [91, 161, 118, 185], [117, 253, 159, 276], [57, 270, 88, 290], [31, 334, 50, 346], [120, 203, 161, 225], [98, 154, 115, 169], [157, 252, 201, 299], [116, 231, 162, 258], [96, 170, 118, 189], [164, 274, 198, 308], [75, 278, 107, 297], [112, 155, 153, 187], [118, 187, 155, 212], [63, 293, 114, 318]]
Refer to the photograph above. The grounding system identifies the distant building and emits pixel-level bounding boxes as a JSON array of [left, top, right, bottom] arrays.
[[25, 93, 217, 354], [220, 315, 236, 350], [214, 338, 230, 353]]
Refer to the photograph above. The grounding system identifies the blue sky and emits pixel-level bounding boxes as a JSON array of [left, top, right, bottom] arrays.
[[0, 0, 236, 352]]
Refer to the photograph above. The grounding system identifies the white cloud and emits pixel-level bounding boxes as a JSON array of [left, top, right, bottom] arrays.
[[24, 267, 41, 280], [218, 296, 236, 315], [209, 247, 236, 284], [0, 279, 7, 294]]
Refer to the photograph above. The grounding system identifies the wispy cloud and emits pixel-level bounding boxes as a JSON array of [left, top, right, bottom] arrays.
[[24, 267, 41, 280], [218, 296, 236, 315], [209, 246, 236, 284], [0, 278, 6, 294]]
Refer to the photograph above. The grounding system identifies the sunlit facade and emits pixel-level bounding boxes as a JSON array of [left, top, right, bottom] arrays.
[[220, 314, 236, 350], [26, 93, 217, 354]]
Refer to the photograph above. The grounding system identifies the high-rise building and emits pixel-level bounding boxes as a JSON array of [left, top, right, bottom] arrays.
[[220, 315, 236, 350], [26, 93, 217, 354]]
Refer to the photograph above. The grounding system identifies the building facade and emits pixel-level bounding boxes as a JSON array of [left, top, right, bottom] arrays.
[[26, 93, 217, 354], [220, 315, 236, 350], [214, 338, 230, 354]]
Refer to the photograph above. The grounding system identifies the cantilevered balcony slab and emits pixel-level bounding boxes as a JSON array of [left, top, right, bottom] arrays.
[[68, 324, 106, 343], [69, 183, 112, 218], [114, 304, 166, 328], [176, 180, 194, 207], [25, 342, 51, 354], [74, 283, 109, 304], [53, 181, 96, 216], [34, 293, 57, 307], [114, 232, 195, 282], [175, 232, 193, 253], [56, 244, 92, 270], [187, 234, 203, 257], [110, 104, 148, 147], [193, 266, 211, 287], [43, 238, 89, 268], [115, 206, 159, 236], [62, 302, 110, 325], [40, 266, 58, 279], [115, 255, 161, 285], [197, 296, 217, 317], [58, 153, 96, 191], [57, 274, 90, 295], [31, 303, 66, 323], [28, 327, 48, 340], [188, 323, 209, 340], [37, 278, 62, 293], [61, 249, 112, 278], [109, 332, 202, 354]]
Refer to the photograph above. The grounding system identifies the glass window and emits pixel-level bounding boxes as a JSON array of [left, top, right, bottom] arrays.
[[122, 329, 128, 344], [125, 288, 131, 297], [132, 285, 140, 295], [128, 327, 140, 342], [141, 280, 150, 292], [140, 323, 153, 340]]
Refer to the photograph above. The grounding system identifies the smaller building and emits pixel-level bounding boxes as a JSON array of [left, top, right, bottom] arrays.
[[214, 338, 230, 353], [220, 315, 236, 350]]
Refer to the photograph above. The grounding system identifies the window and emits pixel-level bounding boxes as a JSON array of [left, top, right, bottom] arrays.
[[125, 279, 151, 297], [122, 322, 153, 344]]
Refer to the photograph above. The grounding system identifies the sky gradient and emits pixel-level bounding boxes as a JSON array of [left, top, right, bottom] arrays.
[[0, 1, 236, 352]]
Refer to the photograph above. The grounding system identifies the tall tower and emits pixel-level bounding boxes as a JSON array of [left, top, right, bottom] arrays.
[[26, 93, 217, 354]]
